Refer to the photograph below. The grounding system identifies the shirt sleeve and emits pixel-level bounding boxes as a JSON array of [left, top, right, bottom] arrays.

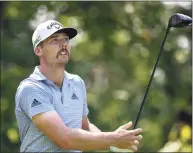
[[79, 77, 89, 118], [17, 83, 55, 119]]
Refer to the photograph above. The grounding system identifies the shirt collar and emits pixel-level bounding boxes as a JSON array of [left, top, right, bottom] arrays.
[[64, 71, 74, 80], [29, 66, 74, 81]]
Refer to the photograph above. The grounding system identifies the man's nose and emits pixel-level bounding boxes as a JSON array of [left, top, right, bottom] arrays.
[[60, 41, 68, 48]]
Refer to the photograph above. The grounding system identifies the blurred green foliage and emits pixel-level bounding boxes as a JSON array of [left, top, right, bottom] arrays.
[[1, 1, 192, 152]]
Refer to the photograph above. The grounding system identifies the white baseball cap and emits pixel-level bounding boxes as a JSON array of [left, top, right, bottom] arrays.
[[32, 20, 77, 49]]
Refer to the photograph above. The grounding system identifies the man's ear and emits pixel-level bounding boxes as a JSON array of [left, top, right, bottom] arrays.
[[34, 46, 42, 57]]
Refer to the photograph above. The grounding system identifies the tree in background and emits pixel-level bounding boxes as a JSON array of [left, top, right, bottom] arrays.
[[1, 1, 192, 152]]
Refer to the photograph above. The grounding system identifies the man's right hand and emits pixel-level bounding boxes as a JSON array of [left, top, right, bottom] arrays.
[[113, 122, 143, 152], [32, 110, 142, 151]]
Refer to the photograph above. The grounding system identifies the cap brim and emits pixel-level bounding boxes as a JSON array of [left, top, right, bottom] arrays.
[[57, 28, 78, 39]]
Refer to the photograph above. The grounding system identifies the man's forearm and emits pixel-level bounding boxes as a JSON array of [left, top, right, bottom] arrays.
[[64, 128, 116, 151], [81, 117, 101, 132], [88, 123, 102, 133]]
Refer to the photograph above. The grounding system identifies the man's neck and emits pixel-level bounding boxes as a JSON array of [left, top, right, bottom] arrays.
[[39, 64, 65, 88]]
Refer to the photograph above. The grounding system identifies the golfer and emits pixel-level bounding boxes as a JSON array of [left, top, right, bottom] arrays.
[[15, 20, 143, 152]]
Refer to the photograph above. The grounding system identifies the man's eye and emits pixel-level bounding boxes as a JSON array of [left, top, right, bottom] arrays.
[[53, 38, 58, 41], [64, 38, 69, 41]]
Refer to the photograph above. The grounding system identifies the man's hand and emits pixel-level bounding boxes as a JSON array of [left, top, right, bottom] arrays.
[[113, 122, 142, 152], [32, 110, 142, 151]]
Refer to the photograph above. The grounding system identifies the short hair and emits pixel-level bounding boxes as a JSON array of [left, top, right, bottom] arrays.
[[37, 41, 43, 48]]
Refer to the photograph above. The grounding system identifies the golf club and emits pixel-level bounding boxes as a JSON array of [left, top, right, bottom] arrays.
[[110, 13, 192, 152], [133, 13, 192, 130]]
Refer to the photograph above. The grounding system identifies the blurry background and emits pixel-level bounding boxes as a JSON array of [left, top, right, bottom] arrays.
[[1, 1, 192, 152]]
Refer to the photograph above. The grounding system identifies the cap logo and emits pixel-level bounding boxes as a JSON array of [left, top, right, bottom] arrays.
[[47, 22, 64, 30], [34, 36, 41, 47]]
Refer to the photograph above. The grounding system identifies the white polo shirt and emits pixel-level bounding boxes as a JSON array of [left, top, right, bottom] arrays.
[[15, 66, 89, 152]]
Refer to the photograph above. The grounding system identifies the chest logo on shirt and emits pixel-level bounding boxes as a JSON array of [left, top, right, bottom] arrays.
[[31, 99, 41, 107], [71, 93, 78, 100]]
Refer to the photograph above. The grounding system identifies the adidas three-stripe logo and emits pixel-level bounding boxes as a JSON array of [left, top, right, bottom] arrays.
[[31, 99, 41, 107], [71, 93, 78, 100]]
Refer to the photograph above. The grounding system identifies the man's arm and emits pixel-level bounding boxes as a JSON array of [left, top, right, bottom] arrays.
[[33, 110, 116, 150], [33, 110, 142, 151], [17, 83, 142, 151], [82, 116, 101, 132]]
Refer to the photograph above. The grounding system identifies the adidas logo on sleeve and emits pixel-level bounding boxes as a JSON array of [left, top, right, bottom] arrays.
[[71, 93, 78, 100], [31, 99, 41, 107]]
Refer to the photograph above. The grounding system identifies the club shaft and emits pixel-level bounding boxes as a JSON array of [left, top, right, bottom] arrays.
[[133, 26, 171, 129]]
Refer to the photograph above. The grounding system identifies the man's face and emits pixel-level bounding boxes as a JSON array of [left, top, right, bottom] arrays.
[[36, 32, 71, 65]]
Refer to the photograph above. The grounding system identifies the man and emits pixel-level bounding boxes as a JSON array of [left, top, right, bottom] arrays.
[[15, 20, 143, 152]]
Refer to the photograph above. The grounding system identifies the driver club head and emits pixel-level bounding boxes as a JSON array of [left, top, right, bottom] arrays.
[[168, 13, 192, 28]]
